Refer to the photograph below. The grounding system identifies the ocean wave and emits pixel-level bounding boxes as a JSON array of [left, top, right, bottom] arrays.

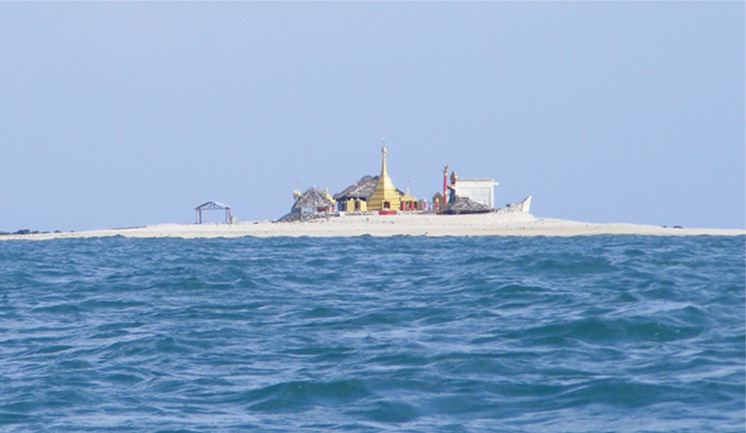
[[0, 236, 742, 432]]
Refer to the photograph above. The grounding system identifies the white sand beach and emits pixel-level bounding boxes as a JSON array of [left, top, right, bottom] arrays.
[[2, 213, 743, 241]]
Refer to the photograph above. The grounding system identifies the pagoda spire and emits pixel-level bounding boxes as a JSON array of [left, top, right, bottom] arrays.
[[381, 138, 388, 176], [368, 138, 401, 212]]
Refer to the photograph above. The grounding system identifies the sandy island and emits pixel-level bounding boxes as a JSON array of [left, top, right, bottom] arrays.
[[2, 213, 743, 241]]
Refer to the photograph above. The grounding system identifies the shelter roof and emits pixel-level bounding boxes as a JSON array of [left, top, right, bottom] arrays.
[[456, 178, 496, 183], [195, 201, 231, 210], [333, 175, 379, 200], [400, 192, 418, 202], [291, 187, 335, 213]]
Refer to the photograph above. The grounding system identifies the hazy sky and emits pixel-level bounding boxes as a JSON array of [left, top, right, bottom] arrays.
[[1, 2, 744, 231]]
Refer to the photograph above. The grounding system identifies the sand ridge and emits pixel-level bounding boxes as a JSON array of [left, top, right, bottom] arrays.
[[2, 213, 743, 241]]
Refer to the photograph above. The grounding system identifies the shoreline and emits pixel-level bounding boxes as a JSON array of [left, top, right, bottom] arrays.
[[1, 213, 743, 241]]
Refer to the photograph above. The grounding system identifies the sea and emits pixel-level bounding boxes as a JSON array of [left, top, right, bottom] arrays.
[[0, 235, 743, 433]]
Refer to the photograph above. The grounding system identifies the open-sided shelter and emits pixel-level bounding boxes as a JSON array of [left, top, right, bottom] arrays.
[[195, 201, 232, 224]]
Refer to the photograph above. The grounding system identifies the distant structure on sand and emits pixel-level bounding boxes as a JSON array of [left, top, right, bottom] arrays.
[[280, 142, 531, 221], [334, 146, 420, 214], [195, 201, 233, 224], [289, 187, 335, 219], [446, 168, 498, 208], [439, 166, 531, 215]]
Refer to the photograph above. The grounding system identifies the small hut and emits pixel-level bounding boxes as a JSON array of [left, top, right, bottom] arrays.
[[333, 175, 379, 212], [195, 201, 232, 224], [278, 187, 336, 222], [399, 190, 419, 211]]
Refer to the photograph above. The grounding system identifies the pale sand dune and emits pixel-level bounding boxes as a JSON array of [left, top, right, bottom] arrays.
[[2, 213, 743, 241]]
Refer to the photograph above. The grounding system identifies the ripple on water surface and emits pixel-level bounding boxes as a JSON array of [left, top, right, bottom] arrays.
[[0, 235, 743, 432]]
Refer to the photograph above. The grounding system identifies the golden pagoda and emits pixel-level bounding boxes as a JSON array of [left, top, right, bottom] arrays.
[[367, 145, 401, 211]]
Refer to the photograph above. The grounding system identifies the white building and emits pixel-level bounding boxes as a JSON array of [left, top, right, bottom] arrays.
[[454, 178, 499, 208]]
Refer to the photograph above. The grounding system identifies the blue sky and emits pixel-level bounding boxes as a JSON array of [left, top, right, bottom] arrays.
[[1, 2, 743, 231]]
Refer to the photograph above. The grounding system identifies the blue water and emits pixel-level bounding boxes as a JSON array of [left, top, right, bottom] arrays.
[[0, 235, 743, 432]]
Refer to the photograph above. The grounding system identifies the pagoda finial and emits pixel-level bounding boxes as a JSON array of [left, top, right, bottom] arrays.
[[381, 138, 388, 176]]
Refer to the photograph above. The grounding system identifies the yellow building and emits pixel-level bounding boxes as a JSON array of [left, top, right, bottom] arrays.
[[342, 197, 368, 212], [367, 146, 402, 212], [399, 190, 419, 211]]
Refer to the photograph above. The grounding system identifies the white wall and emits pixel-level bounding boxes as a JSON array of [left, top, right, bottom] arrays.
[[454, 179, 498, 208]]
